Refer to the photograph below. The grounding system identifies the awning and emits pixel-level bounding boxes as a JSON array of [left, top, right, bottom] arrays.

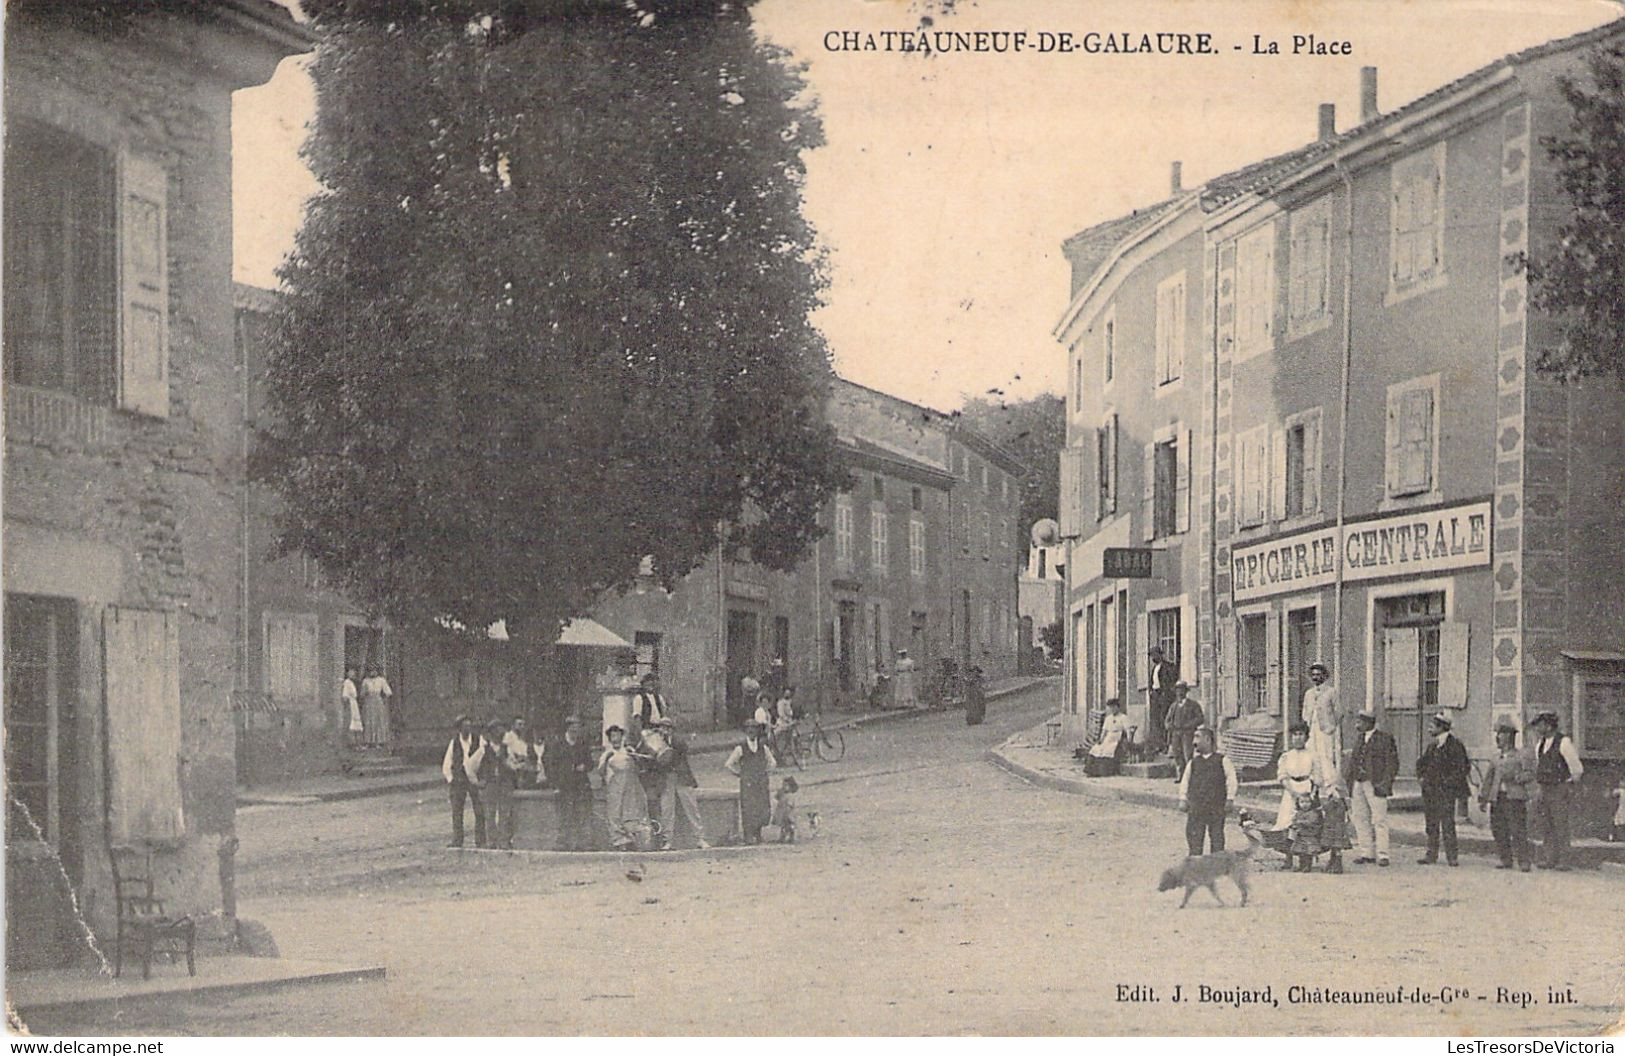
[[555, 618, 631, 649]]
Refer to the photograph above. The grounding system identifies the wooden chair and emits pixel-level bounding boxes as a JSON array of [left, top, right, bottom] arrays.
[[110, 848, 195, 979]]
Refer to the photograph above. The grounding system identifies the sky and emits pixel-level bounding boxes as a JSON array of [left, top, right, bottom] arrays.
[[232, 0, 1623, 413]]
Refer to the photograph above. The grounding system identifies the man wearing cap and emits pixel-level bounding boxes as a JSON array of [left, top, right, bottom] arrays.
[[655, 718, 709, 850], [545, 715, 596, 852], [1528, 710, 1585, 871], [1478, 717, 1536, 871], [441, 715, 485, 849], [1302, 662, 1342, 783], [1147, 646, 1179, 750], [1343, 709, 1399, 866], [1163, 682, 1205, 783], [1416, 711, 1471, 866], [1178, 726, 1238, 855]]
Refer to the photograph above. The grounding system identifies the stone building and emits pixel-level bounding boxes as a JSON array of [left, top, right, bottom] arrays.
[[1055, 22, 1624, 829], [591, 378, 1027, 729], [3, 3, 309, 967]]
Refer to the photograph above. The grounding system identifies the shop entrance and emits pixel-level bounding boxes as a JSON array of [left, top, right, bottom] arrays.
[[725, 609, 759, 726], [1285, 608, 1319, 727], [1375, 592, 1445, 776]]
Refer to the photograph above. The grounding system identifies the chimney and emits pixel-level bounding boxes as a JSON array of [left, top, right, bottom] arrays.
[[1360, 66, 1380, 123], [1318, 103, 1337, 142], [1169, 160, 1183, 196]]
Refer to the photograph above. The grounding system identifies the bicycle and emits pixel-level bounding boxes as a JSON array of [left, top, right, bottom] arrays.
[[793, 717, 846, 764]]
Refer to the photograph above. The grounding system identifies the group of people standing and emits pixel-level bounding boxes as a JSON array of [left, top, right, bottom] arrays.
[[341, 665, 394, 749], [1172, 658, 1591, 875]]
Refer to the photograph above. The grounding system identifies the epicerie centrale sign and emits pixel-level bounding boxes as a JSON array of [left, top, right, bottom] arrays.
[[1230, 500, 1492, 603]]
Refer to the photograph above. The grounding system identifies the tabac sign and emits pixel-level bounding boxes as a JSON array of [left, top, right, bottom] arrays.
[[1230, 500, 1491, 603]]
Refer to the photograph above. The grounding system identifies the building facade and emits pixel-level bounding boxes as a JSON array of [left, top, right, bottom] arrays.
[[1056, 23, 1624, 829], [3, 4, 309, 968], [592, 378, 1027, 728]]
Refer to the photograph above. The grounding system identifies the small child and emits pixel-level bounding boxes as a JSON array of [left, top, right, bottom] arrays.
[[772, 777, 798, 844], [1611, 776, 1625, 843]]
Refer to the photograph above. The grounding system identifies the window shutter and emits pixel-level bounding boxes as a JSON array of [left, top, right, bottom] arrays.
[[1180, 603, 1196, 685], [1384, 397, 1402, 495], [103, 607, 185, 845], [1141, 442, 1156, 542], [1416, 388, 1435, 491], [1384, 627, 1421, 711], [1170, 281, 1186, 380], [1302, 412, 1322, 514], [119, 152, 169, 418], [1265, 610, 1282, 715], [1217, 624, 1237, 718], [295, 614, 319, 706], [1154, 297, 1169, 384], [1270, 428, 1288, 522], [1175, 426, 1192, 534], [1058, 445, 1082, 538], [1107, 415, 1119, 513], [1260, 241, 1274, 344], [1135, 612, 1149, 690], [1438, 622, 1469, 709]]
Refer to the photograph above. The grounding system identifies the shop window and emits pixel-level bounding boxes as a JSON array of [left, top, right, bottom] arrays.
[[1241, 614, 1269, 714], [1573, 662, 1625, 757]]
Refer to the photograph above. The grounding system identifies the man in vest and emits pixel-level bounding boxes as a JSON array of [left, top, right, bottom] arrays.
[[1528, 710, 1585, 871], [1178, 726, 1238, 855], [441, 715, 485, 849]]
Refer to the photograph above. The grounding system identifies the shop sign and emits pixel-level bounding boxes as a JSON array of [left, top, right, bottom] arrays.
[[1230, 500, 1491, 603]]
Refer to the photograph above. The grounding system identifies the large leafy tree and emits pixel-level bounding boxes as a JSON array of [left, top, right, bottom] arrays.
[[1526, 40, 1625, 383], [956, 392, 1066, 559], [257, 0, 846, 640]]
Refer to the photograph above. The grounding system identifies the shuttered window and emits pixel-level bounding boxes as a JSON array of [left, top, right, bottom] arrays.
[[3, 121, 117, 403], [1283, 408, 1323, 518], [871, 505, 890, 576], [1235, 424, 1270, 528], [834, 497, 853, 566], [1386, 378, 1438, 497], [909, 518, 926, 578], [1288, 200, 1331, 330], [1390, 144, 1446, 289], [103, 607, 184, 845], [263, 612, 320, 705], [1235, 224, 1275, 359], [1155, 273, 1186, 385]]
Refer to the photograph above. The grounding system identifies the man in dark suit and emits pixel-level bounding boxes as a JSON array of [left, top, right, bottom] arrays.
[[1343, 709, 1400, 866], [1147, 646, 1179, 753], [545, 715, 597, 852], [1416, 711, 1471, 866]]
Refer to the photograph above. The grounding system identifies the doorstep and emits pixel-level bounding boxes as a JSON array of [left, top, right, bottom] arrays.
[[8, 956, 385, 1021]]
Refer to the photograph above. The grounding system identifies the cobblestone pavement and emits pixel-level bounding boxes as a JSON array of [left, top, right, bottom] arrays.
[[22, 683, 1625, 1036]]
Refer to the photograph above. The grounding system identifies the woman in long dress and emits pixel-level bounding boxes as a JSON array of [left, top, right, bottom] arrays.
[[359, 665, 393, 749], [1085, 698, 1131, 775], [725, 721, 776, 844], [1266, 721, 1348, 871], [596, 725, 649, 850]]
